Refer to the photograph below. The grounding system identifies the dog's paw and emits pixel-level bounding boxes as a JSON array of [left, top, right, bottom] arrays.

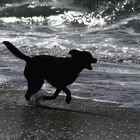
[[65, 98, 71, 104]]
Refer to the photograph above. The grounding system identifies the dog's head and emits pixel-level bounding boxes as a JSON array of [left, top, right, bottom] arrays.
[[69, 49, 97, 70]]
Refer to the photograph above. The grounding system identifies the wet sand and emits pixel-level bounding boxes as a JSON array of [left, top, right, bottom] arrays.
[[0, 90, 140, 140]]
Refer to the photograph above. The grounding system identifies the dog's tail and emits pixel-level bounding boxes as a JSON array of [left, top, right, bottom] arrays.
[[3, 41, 30, 62]]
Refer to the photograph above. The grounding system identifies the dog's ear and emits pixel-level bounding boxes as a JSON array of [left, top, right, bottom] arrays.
[[68, 49, 81, 57]]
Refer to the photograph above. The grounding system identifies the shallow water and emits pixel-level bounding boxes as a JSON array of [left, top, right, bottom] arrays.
[[1, 53, 140, 108]]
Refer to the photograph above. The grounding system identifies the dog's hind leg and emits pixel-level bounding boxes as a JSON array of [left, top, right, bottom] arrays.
[[25, 79, 44, 102], [61, 87, 71, 104]]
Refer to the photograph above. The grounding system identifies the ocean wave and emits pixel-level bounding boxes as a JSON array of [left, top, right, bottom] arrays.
[[76, 0, 140, 25], [0, 3, 66, 17], [0, 0, 139, 22]]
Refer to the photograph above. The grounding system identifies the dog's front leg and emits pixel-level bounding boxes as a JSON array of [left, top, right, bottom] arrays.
[[61, 87, 71, 104]]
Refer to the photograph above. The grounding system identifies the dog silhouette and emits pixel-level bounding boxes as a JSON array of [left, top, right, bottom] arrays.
[[3, 41, 97, 103]]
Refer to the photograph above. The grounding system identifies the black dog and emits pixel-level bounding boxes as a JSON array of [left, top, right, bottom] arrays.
[[3, 41, 97, 103]]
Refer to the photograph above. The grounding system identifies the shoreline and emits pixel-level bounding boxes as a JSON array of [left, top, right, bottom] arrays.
[[1, 89, 140, 118]]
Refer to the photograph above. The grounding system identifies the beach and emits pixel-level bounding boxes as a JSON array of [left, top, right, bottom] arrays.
[[0, 90, 139, 140], [1, 55, 140, 139]]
